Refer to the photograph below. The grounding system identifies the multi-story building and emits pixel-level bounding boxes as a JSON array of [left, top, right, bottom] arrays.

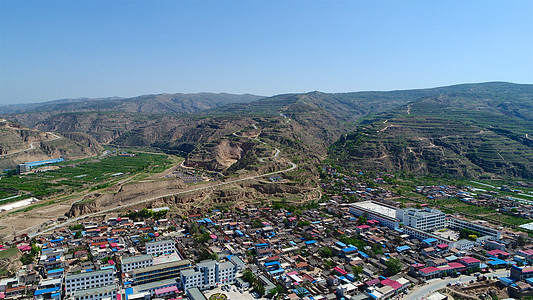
[[446, 217, 502, 239], [180, 260, 237, 291], [131, 259, 192, 286], [71, 284, 117, 300], [64, 269, 114, 297], [348, 201, 400, 230], [510, 265, 533, 280], [145, 239, 175, 256], [121, 254, 153, 273], [396, 208, 445, 231]]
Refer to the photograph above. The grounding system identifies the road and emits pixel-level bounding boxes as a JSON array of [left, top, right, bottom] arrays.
[[0, 131, 61, 157], [29, 124, 297, 237], [407, 270, 509, 300]]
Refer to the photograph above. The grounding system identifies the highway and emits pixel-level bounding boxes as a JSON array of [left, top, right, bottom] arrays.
[[407, 270, 509, 300]]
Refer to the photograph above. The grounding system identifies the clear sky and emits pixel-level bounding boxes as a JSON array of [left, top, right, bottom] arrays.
[[1, 0, 532, 104]]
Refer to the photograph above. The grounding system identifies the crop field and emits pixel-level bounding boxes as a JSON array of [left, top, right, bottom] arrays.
[[0, 153, 171, 201]]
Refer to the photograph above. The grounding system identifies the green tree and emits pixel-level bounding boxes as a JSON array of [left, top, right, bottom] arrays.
[[384, 258, 402, 276], [243, 269, 254, 283], [319, 247, 333, 258], [358, 215, 367, 224], [253, 280, 265, 296]]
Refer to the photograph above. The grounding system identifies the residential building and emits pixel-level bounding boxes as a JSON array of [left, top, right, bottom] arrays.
[[181, 260, 237, 291], [64, 269, 114, 296], [121, 254, 153, 273], [71, 284, 117, 300], [145, 239, 175, 256]]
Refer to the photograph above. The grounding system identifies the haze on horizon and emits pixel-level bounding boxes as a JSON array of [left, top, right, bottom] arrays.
[[1, 0, 532, 105]]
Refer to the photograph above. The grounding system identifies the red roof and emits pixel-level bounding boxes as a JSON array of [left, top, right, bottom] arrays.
[[487, 249, 510, 256], [356, 225, 370, 229], [436, 244, 449, 249], [460, 257, 480, 264], [448, 262, 466, 269], [333, 267, 347, 275], [419, 267, 439, 274]]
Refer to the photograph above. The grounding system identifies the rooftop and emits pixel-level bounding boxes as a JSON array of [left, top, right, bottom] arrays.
[[352, 201, 397, 219]]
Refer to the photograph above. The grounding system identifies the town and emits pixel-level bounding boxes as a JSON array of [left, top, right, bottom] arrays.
[[1, 168, 532, 300]]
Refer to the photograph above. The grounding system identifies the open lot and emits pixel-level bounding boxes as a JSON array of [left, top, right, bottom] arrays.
[[204, 286, 257, 300]]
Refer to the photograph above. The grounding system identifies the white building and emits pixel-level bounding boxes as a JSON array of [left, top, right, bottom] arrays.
[[145, 239, 175, 256], [121, 254, 153, 273], [64, 269, 114, 296], [349, 201, 400, 229], [181, 260, 237, 291], [396, 208, 445, 231], [71, 284, 117, 300], [446, 217, 501, 239]]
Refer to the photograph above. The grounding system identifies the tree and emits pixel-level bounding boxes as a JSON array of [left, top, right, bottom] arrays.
[[384, 258, 402, 276], [358, 215, 367, 224], [319, 247, 333, 258], [243, 269, 254, 283], [297, 221, 310, 227], [253, 280, 265, 296], [467, 234, 478, 241], [20, 254, 34, 265], [266, 285, 284, 299], [324, 260, 335, 269]]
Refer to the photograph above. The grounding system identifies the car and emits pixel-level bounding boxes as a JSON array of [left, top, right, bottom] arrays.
[[447, 283, 452, 287]]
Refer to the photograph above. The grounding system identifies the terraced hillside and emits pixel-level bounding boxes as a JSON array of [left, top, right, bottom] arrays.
[[329, 83, 533, 179]]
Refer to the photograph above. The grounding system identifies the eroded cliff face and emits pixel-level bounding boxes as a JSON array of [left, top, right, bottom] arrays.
[[66, 179, 319, 217], [0, 120, 103, 169]]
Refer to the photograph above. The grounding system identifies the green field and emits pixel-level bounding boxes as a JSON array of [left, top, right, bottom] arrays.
[[0, 247, 19, 259], [0, 152, 172, 201]]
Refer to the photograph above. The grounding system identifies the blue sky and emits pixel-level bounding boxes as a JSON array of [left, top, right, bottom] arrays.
[[1, 0, 532, 104]]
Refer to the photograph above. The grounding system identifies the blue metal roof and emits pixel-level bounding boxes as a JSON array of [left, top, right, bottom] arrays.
[[336, 241, 347, 248], [47, 268, 64, 274], [34, 287, 60, 295], [423, 238, 437, 244], [358, 251, 369, 258], [396, 245, 411, 252]]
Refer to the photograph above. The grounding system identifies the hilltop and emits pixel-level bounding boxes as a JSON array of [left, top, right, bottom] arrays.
[[2, 82, 531, 181]]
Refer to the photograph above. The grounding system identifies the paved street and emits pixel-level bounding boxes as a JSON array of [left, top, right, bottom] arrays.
[[407, 270, 509, 300]]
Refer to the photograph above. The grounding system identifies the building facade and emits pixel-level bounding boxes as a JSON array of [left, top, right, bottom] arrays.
[[121, 254, 153, 273], [396, 208, 445, 231], [181, 260, 237, 291], [446, 217, 502, 239], [145, 239, 175, 256], [64, 269, 114, 297]]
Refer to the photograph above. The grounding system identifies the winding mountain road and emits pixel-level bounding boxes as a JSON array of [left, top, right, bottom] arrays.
[[0, 132, 62, 157], [28, 124, 297, 237]]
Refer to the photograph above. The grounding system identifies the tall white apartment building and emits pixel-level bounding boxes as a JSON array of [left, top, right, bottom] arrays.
[[145, 239, 175, 256], [64, 269, 114, 296], [181, 260, 237, 291], [396, 208, 445, 231], [121, 254, 153, 273]]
